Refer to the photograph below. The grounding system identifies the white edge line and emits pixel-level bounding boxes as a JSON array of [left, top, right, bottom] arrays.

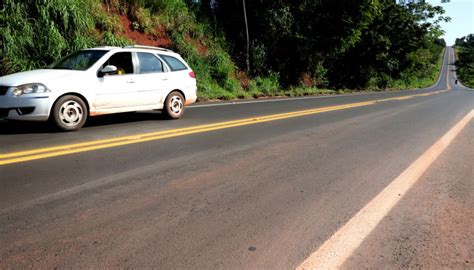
[[189, 88, 441, 108], [190, 49, 448, 109], [296, 109, 474, 270]]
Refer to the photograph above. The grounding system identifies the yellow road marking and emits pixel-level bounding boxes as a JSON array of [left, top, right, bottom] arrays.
[[296, 109, 474, 270], [0, 90, 449, 166], [447, 47, 452, 90]]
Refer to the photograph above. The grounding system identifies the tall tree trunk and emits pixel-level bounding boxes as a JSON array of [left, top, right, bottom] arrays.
[[242, 0, 250, 73]]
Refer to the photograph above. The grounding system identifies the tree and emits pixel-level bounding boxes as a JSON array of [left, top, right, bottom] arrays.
[[242, 0, 250, 73], [455, 34, 474, 88], [214, 0, 447, 89]]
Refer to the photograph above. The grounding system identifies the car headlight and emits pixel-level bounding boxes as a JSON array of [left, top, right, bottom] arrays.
[[12, 83, 50, 97]]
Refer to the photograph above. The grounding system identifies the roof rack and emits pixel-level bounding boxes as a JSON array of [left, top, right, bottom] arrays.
[[90, 46, 121, 49], [124, 45, 173, 52]]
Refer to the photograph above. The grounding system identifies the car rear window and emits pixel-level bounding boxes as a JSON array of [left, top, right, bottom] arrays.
[[159, 55, 188, 71], [137, 52, 164, 74]]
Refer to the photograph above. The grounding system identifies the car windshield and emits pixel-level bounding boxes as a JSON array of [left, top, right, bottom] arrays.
[[48, 50, 108, 71]]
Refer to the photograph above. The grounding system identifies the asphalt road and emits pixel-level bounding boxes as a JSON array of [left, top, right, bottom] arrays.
[[0, 47, 472, 269]]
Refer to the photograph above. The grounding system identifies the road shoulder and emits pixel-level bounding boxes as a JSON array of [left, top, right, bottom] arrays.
[[343, 122, 474, 269]]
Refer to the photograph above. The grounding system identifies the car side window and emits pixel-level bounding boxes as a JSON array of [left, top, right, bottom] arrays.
[[137, 52, 164, 74], [159, 55, 188, 71], [102, 52, 134, 75]]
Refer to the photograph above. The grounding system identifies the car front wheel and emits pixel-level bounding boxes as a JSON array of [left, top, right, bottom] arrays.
[[164, 91, 185, 119], [51, 95, 88, 131]]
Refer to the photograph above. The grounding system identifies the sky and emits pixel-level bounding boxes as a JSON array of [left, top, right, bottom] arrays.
[[426, 0, 474, 45]]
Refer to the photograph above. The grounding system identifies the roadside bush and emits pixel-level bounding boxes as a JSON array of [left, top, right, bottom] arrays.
[[0, 0, 102, 74], [455, 34, 474, 88], [0, 0, 256, 99], [248, 73, 280, 96]]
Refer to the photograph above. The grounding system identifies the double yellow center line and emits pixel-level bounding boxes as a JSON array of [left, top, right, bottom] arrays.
[[0, 90, 448, 166]]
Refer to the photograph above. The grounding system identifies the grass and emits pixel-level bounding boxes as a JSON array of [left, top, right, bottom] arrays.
[[1, 0, 100, 74], [455, 47, 474, 88], [0, 0, 449, 102], [457, 67, 474, 88], [413, 47, 445, 88], [359, 47, 444, 92], [0, 0, 137, 75]]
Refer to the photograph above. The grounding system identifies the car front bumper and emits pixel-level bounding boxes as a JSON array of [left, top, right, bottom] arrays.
[[0, 95, 52, 121]]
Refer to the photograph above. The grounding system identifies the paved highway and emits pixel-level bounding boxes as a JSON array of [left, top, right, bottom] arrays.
[[0, 47, 472, 269]]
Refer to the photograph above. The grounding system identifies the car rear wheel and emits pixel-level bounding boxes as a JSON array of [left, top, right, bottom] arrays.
[[52, 95, 88, 131], [164, 91, 185, 119]]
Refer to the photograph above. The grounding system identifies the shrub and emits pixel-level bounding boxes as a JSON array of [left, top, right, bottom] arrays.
[[1, 0, 99, 74], [249, 72, 280, 96]]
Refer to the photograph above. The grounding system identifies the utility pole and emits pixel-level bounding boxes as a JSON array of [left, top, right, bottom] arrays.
[[242, 0, 250, 73]]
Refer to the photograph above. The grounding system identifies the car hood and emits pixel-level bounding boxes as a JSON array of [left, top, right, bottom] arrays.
[[0, 69, 83, 87]]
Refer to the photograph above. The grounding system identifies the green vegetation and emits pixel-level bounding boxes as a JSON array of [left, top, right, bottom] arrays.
[[455, 34, 474, 88], [1, 0, 449, 100], [0, 0, 242, 100], [213, 0, 448, 91], [1, 0, 97, 74]]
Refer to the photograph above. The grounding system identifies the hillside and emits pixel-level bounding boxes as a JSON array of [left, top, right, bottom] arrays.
[[0, 0, 448, 99], [455, 34, 474, 88]]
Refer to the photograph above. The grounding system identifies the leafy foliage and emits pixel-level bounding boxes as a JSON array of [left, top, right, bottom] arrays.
[[0, 0, 135, 75], [455, 34, 474, 88], [1, 0, 98, 74], [212, 0, 447, 90], [0, 0, 450, 99], [326, 1, 447, 89], [106, 0, 244, 99]]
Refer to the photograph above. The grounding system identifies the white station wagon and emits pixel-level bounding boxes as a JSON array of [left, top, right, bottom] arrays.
[[0, 45, 197, 131]]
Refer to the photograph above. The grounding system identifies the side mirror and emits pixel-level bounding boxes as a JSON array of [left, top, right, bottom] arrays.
[[98, 65, 118, 77]]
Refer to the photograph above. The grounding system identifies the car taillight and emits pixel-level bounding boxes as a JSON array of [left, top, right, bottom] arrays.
[[189, 71, 196, 79]]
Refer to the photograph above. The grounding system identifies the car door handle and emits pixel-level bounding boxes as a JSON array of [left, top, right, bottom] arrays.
[[162, 78, 169, 81], [127, 79, 136, 83]]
